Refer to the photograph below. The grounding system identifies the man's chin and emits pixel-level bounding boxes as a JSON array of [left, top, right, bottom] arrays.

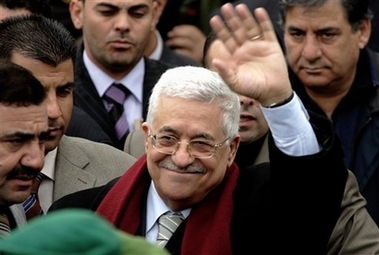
[[6, 192, 31, 205], [45, 138, 60, 154]]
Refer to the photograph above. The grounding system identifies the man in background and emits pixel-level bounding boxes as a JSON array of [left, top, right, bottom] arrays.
[[0, 15, 136, 218], [0, 60, 48, 236], [69, 0, 173, 150], [280, 0, 379, 226]]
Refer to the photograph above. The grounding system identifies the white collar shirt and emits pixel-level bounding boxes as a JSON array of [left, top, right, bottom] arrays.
[[148, 30, 164, 61], [39, 148, 57, 212], [145, 181, 191, 243], [83, 50, 145, 131]]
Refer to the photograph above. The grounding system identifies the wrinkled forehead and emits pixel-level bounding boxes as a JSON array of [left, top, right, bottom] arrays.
[[151, 96, 225, 136]]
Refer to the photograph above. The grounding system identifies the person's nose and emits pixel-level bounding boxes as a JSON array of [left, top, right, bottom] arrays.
[[21, 141, 45, 171], [240, 95, 254, 107], [46, 94, 61, 120], [114, 13, 131, 32], [301, 35, 322, 61], [171, 142, 195, 167]]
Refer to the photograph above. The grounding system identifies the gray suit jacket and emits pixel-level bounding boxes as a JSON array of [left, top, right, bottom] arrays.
[[124, 129, 146, 159], [53, 135, 137, 201]]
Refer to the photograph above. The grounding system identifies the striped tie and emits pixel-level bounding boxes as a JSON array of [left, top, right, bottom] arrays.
[[0, 213, 11, 238], [156, 212, 184, 247], [22, 173, 44, 220], [103, 83, 131, 141]]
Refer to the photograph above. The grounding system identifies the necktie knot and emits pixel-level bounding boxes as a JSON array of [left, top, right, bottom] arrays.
[[104, 83, 130, 105], [156, 212, 184, 247], [103, 83, 130, 140]]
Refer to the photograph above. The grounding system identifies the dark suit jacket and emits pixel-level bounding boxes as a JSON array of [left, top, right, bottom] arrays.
[[73, 45, 173, 150], [368, 0, 379, 52], [50, 114, 359, 254], [65, 106, 113, 146]]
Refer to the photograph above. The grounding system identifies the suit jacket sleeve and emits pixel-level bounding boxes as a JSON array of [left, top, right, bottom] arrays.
[[268, 111, 346, 254], [325, 171, 379, 254]]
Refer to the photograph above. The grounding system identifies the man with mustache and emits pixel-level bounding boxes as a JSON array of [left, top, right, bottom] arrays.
[[0, 15, 137, 219], [0, 0, 115, 147], [69, 0, 173, 150], [0, 60, 49, 237], [280, 0, 379, 226]]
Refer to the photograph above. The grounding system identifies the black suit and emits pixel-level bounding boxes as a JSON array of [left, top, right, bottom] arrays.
[[65, 106, 113, 146], [50, 114, 352, 255], [73, 46, 173, 150]]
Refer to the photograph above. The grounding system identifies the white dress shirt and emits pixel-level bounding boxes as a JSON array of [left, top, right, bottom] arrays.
[[261, 92, 321, 156], [83, 51, 145, 132], [148, 30, 164, 61], [39, 148, 57, 212], [145, 182, 191, 243]]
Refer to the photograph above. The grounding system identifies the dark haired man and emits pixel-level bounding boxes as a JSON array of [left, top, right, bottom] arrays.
[[0, 15, 136, 218], [0, 60, 48, 237], [279, 0, 379, 226]]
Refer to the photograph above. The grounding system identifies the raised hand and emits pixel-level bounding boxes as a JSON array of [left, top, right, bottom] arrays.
[[209, 3, 292, 107]]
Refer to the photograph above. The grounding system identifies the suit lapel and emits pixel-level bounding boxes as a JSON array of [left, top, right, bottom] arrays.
[[74, 53, 173, 145], [53, 136, 96, 201], [253, 135, 269, 165], [74, 45, 118, 144]]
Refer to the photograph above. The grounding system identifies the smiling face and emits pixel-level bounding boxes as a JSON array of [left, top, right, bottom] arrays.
[[11, 53, 74, 153], [70, 0, 157, 79], [142, 96, 239, 211], [0, 103, 48, 206], [283, 0, 371, 94]]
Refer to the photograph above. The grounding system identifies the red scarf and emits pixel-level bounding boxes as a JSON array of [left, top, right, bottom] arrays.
[[97, 155, 240, 255]]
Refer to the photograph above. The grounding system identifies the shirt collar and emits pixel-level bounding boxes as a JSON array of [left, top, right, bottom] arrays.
[[148, 30, 164, 61], [83, 50, 144, 103], [146, 181, 191, 234], [41, 147, 57, 181]]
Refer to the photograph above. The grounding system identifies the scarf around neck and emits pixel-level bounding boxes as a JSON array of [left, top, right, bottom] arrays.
[[97, 155, 240, 255]]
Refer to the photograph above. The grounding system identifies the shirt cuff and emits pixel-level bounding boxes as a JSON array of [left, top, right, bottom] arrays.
[[260, 92, 321, 156]]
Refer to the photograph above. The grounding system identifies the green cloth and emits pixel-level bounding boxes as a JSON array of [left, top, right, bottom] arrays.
[[0, 209, 169, 255]]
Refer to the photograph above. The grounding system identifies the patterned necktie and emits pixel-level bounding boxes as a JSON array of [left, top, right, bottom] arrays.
[[103, 83, 131, 140], [156, 212, 184, 247], [22, 173, 44, 220], [0, 213, 11, 237]]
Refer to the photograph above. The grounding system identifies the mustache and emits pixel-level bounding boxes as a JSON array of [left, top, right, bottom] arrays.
[[158, 158, 206, 174], [7, 166, 39, 179]]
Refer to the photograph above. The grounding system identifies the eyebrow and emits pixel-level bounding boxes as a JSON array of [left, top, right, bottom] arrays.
[[95, 2, 119, 9], [95, 2, 149, 10], [60, 82, 74, 89], [2, 130, 50, 141], [287, 25, 338, 33], [158, 126, 215, 140]]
